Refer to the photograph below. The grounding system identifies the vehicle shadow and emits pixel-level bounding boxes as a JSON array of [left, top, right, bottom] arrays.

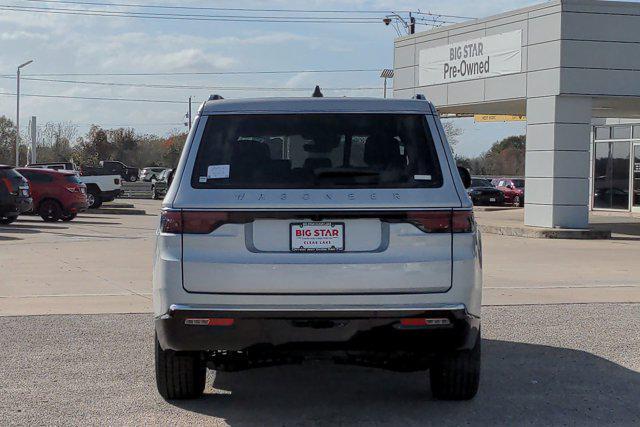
[[171, 339, 640, 425]]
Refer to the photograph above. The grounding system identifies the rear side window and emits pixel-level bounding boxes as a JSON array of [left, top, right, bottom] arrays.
[[0, 168, 23, 179], [191, 114, 442, 189], [64, 175, 82, 184], [18, 171, 54, 183]]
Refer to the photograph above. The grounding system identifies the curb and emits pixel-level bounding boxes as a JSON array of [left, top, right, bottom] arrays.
[[478, 224, 612, 240], [85, 208, 147, 216]]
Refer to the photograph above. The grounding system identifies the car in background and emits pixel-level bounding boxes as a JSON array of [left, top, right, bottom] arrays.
[[467, 178, 504, 206], [0, 165, 32, 224], [493, 178, 525, 207], [27, 162, 122, 209], [16, 168, 88, 222], [81, 160, 139, 182], [141, 167, 169, 182], [151, 168, 172, 200]]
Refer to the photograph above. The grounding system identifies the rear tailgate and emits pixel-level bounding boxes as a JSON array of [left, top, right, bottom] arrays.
[[179, 209, 460, 295]]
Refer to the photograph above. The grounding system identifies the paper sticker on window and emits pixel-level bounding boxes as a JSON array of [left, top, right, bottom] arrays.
[[207, 164, 230, 179], [414, 175, 432, 181], [199, 176, 207, 183]]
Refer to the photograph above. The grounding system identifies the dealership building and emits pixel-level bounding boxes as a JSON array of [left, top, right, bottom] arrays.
[[393, 0, 640, 229]]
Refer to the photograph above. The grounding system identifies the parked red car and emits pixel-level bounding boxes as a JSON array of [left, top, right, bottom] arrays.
[[493, 178, 525, 207], [16, 168, 88, 222]]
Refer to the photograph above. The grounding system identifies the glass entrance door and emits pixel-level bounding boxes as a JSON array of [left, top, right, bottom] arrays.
[[593, 141, 630, 210], [633, 144, 640, 211]]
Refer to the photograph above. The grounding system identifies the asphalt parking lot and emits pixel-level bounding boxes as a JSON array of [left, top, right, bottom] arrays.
[[1, 200, 639, 425], [0, 305, 638, 426]]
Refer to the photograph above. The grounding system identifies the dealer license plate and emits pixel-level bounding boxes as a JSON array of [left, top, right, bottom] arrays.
[[290, 222, 345, 252], [489, 198, 496, 202]]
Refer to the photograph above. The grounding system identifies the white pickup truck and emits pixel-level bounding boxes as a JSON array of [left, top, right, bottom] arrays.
[[26, 162, 122, 209]]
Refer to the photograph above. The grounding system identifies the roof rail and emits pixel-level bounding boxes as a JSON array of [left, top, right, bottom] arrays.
[[208, 94, 224, 101], [413, 94, 426, 100]]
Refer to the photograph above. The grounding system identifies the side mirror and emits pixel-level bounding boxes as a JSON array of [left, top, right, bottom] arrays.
[[457, 166, 472, 189]]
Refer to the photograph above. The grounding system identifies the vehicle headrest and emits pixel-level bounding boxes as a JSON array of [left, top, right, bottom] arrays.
[[364, 134, 402, 167]]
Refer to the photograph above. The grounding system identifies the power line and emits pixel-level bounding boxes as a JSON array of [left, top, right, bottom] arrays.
[[0, 76, 382, 91], [20, 0, 408, 14], [0, 91, 185, 103], [20, 0, 476, 20], [0, 5, 385, 23], [1, 68, 383, 77], [0, 3, 465, 25]]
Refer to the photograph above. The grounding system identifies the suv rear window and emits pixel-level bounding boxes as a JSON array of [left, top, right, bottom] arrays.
[[64, 175, 82, 184], [191, 114, 442, 189]]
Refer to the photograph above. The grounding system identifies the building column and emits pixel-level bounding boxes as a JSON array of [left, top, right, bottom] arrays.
[[524, 96, 592, 229]]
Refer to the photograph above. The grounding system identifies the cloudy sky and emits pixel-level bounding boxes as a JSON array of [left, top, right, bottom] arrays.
[[0, 0, 540, 156]]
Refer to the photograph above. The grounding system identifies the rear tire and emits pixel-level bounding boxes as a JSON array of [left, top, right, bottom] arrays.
[[87, 189, 102, 209], [0, 216, 17, 224], [61, 213, 77, 222], [39, 200, 63, 222], [155, 334, 206, 400], [430, 335, 481, 400]]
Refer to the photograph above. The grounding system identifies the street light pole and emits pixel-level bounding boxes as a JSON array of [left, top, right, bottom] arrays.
[[16, 59, 34, 166]]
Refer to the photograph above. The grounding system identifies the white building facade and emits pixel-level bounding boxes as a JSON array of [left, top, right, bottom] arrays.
[[393, 0, 640, 228]]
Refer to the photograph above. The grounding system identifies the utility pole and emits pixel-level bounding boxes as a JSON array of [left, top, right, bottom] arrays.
[[184, 96, 192, 130], [16, 59, 34, 166], [409, 12, 415, 34]]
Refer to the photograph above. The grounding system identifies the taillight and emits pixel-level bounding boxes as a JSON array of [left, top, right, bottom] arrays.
[[160, 210, 182, 234], [160, 210, 230, 234], [406, 210, 474, 233], [452, 211, 474, 233], [182, 211, 229, 234], [1, 177, 14, 194]]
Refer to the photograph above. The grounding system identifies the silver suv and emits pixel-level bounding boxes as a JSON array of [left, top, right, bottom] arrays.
[[153, 95, 482, 401]]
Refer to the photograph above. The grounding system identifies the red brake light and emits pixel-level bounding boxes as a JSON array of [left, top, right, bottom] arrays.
[[452, 211, 474, 233], [406, 210, 474, 233], [160, 211, 230, 234], [406, 211, 452, 233], [183, 211, 229, 234], [160, 210, 182, 234], [1, 177, 14, 193]]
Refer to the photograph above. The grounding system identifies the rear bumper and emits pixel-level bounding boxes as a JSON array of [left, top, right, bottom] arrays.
[[0, 196, 33, 216], [155, 304, 480, 354]]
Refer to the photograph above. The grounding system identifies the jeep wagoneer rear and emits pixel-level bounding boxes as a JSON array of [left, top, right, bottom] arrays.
[[153, 96, 482, 401]]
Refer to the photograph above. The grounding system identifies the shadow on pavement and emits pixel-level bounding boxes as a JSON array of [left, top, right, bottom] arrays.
[[172, 339, 640, 425]]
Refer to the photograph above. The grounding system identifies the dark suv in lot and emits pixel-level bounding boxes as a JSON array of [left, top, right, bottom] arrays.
[[0, 165, 32, 224]]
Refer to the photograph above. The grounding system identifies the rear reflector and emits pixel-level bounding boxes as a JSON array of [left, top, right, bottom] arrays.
[[406, 210, 474, 233], [400, 318, 451, 327], [185, 318, 235, 326]]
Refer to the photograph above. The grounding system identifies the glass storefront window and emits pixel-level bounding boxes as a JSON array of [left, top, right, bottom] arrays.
[[612, 126, 632, 140], [634, 144, 640, 208], [595, 127, 610, 140], [593, 141, 630, 210], [633, 126, 640, 139]]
